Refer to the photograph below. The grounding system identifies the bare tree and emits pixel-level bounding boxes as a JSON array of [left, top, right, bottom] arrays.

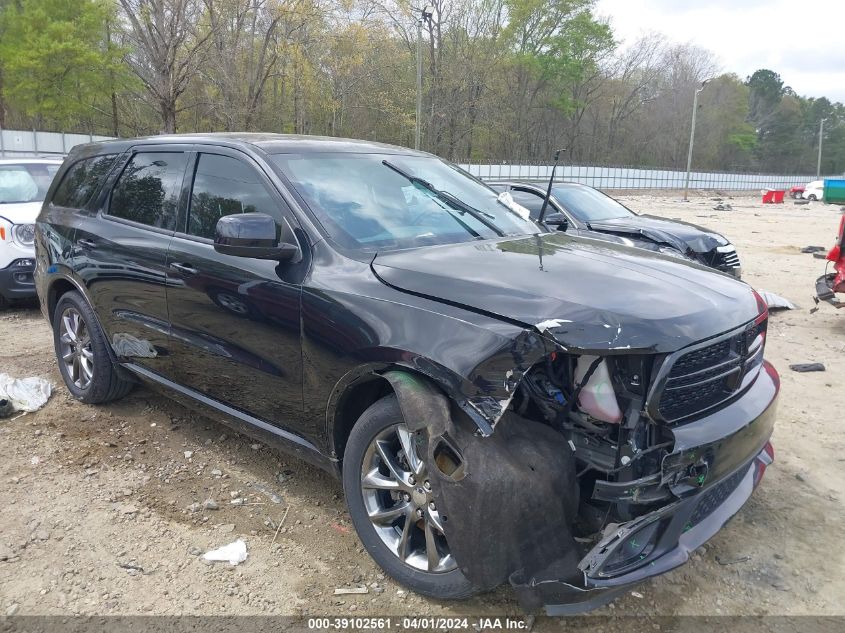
[[119, 0, 215, 132]]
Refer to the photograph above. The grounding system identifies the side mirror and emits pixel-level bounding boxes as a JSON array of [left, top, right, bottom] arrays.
[[214, 213, 298, 261], [543, 212, 569, 231]]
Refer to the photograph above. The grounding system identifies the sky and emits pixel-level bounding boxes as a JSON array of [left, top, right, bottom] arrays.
[[595, 0, 845, 103]]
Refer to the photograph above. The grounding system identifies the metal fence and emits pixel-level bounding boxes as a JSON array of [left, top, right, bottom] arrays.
[[0, 129, 115, 158], [460, 162, 830, 191], [1, 129, 830, 191]]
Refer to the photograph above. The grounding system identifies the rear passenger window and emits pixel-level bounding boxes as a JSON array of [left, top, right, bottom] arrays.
[[187, 153, 280, 240], [108, 152, 187, 230], [52, 154, 117, 208]]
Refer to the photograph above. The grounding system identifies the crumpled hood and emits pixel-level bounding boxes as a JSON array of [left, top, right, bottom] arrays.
[[587, 215, 728, 254], [0, 201, 42, 225], [372, 232, 759, 353]]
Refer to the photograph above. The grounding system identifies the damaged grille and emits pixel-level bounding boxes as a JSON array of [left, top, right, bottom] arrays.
[[688, 464, 748, 528], [652, 318, 767, 423], [713, 245, 741, 271]]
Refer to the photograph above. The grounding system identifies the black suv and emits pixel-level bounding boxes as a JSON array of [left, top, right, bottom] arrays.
[[35, 134, 777, 614]]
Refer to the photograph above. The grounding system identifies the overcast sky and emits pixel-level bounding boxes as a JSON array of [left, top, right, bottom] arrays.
[[595, 0, 844, 103]]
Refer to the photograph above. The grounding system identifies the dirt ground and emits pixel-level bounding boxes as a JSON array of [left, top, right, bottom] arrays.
[[1, 192, 844, 626]]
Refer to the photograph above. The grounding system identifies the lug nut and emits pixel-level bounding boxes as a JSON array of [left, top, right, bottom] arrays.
[[402, 493, 410, 502], [423, 481, 431, 491], [408, 475, 416, 485], [416, 509, 424, 518], [428, 501, 436, 510]]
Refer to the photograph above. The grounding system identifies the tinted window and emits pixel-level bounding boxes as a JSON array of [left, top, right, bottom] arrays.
[[187, 154, 280, 240], [509, 190, 546, 217], [52, 155, 117, 208], [551, 185, 633, 222], [0, 162, 60, 204], [109, 152, 187, 230]]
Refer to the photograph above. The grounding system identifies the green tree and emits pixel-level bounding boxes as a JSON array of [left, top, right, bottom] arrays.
[[0, 0, 128, 128]]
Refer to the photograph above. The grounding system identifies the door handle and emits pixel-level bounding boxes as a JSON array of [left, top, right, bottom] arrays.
[[77, 238, 97, 249], [170, 262, 198, 275]]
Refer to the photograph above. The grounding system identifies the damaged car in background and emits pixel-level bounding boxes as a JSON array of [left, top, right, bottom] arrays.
[[490, 180, 743, 278], [814, 211, 845, 309], [35, 134, 777, 614]]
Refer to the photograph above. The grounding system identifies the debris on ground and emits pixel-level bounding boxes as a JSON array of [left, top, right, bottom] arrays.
[[253, 482, 283, 504], [202, 539, 248, 565], [0, 374, 52, 418], [334, 586, 369, 595], [789, 363, 826, 373], [716, 555, 751, 565], [794, 199, 810, 205], [800, 246, 826, 253], [713, 203, 733, 211], [758, 290, 796, 311]]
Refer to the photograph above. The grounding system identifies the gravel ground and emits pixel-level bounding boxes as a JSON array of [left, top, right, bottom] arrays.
[[1, 192, 843, 627]]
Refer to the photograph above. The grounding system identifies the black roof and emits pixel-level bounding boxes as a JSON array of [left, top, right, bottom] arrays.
[[72, 133, 429, 158]]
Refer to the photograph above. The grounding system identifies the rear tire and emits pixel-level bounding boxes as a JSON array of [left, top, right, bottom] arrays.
[[342, 395, 477, 600], [52, 291, 134, 404]]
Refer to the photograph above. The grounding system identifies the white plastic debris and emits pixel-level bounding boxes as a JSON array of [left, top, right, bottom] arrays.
[[0, 374, 53, 417], [758, 290, 796, 311], [334, 587, 369, 595], [202, 539, 248, 565], [497, 191, 531, 221]]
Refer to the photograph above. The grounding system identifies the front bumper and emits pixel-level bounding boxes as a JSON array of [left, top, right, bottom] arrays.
[[510, 361, 778, 615], [0, 257, 36, 301], [512, 445, 773, 614]]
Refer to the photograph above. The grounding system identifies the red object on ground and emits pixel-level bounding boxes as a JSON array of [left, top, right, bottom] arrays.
[[762, 189, 786, 204]]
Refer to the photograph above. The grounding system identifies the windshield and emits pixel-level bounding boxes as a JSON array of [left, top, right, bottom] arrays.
[[271, 152, 539, 252], [0, 162, 60, 204], [552, 185, 634, 223]]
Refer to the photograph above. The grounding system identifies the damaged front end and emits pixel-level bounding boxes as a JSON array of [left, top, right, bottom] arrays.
[[385, 301, 778, 614]]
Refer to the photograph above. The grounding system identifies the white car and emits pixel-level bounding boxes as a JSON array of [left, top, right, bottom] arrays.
[[0, 158, 62, 308], [802, 180, 824, 201]]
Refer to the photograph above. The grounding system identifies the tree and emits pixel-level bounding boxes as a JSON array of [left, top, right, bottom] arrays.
[[0, 0, 129, 129], [119, 0, 214, 133]]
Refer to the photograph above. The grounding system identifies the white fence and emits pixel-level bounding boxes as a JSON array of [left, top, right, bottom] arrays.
[[0, 129, 826, 191], [0, 129, 115, 158], [460, 163, 827, 191]]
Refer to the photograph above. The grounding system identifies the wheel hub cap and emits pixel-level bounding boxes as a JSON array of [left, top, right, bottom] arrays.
[[59, 307, 94, 390], [360, 423, 455, 573]]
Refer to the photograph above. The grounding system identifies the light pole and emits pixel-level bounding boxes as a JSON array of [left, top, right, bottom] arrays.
[[683, 78, 713, 201], [415, 6, 433, 150], [817, 117, 827, 179]]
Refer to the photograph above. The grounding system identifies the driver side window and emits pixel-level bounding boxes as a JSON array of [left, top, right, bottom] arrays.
[[508, 189, 547, 219], [187, 153, 288, 240]]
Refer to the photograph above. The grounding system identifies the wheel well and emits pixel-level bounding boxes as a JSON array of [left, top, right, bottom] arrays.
[[47, 279, 77, 324], [332, 376, 393, 461]]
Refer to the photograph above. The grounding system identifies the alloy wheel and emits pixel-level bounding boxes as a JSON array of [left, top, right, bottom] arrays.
[[59, 307, 94, 390], [360, 424, 456, 573]]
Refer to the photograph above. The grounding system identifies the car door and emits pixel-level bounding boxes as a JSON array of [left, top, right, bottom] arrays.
[[73, 147, 190, 374], [164, 148, 305, 435]]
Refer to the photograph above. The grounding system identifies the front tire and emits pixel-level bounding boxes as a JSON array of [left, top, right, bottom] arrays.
[[53, 291, 133, 404], [808, 194, 818, 201], [342, 395, 476, 600]]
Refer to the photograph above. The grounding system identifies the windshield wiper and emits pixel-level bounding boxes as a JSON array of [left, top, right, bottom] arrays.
[[382, 160, 506, 237]]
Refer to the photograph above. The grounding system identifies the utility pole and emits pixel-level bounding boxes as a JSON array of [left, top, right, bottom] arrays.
[[817, 117, 827, 179], [683, 78, 713, 201], [415, 6, 433, 150]]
